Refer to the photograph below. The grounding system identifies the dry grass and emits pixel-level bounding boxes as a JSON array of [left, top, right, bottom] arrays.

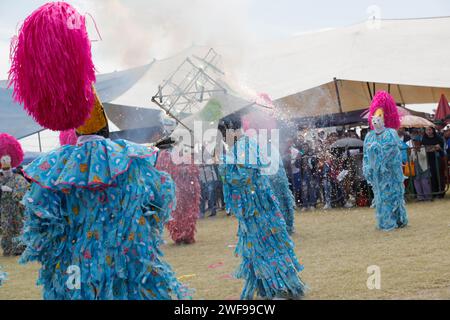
[[1, 198, 450, 300]]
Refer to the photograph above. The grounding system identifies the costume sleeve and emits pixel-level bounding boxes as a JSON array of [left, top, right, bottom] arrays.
[[20, 184, 66, 264], [140, 163, 177, 237]]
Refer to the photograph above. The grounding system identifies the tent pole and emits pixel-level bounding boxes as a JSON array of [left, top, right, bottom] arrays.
[[397, 84, 405, 105], [38, 132, 42, 152], [366, 82, 373, 100], [333, 78, 343, 113]]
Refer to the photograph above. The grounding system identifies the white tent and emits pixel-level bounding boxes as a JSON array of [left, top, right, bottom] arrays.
[[108, 17, 450, 121]]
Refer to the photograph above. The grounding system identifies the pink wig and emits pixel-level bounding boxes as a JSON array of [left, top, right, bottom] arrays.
[[59, 129, 78, 146], [0, 133, 24, 168], [368, 91, 401, 130], [8, 2, 96, 131]]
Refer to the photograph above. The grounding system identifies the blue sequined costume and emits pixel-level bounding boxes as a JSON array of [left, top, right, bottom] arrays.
[[20, 138, 189, 300], [363, 129, 408, 231], [267, 151, 296, 235], [219, 136, 306, 300]]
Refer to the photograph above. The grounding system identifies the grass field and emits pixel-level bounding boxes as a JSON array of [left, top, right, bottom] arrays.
[[1, 198, 449, 300]]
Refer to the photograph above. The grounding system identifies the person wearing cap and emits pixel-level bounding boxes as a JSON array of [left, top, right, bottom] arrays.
[[363, 91, 408, 231], [0, 133, 29, 256]]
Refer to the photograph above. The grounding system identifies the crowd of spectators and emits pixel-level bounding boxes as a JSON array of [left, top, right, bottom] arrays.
[[282, 128, 368, 211], [283, 126, 449, 211], [197, 125, 450, 217]]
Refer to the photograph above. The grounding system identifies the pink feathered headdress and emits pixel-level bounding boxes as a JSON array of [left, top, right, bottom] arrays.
[[368, 91, 401, 130], [0, 133, 24, 168], [8, 2, 96, 131], [59, 129, 78, 146]]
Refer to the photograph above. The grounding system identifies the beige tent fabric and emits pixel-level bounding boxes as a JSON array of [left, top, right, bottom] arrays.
[[276, 80, 450, 118]]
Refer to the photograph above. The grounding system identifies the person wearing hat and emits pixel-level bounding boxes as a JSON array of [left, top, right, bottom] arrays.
[[9, 2, 189, 300], [0, 133, 29, 256], [363, 91, 408, 231]]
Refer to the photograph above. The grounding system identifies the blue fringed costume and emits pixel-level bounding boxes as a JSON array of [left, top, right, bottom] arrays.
[[0, 266, 6, 286], [363, 91, 408, 231], [219, 135, 307, 300], [20, 138, 189, 300], [7, 1, 189, 300]]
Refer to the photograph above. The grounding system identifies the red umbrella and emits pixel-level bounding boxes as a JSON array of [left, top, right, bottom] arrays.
[[434, 94, 450, 124]]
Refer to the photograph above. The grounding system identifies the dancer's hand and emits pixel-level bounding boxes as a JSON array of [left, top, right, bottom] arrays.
[[1, 186, 13, 192]]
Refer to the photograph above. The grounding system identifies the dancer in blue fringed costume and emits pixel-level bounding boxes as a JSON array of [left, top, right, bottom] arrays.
[[363, 91, 408, 231], [267, 149, 296, 235], [9, 2, 189, 300], [0, 266, 7, 286], [218, 117, 307, 300], [19, 96, 189, 300]]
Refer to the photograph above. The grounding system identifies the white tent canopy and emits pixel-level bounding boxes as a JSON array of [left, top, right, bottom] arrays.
[[109, 17, 450, 120]]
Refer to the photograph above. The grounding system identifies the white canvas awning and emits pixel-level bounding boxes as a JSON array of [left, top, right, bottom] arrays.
[[230, 17, 450, 117]]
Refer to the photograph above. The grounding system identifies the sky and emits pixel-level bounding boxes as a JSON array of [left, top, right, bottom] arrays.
[[1, 0, 449, 151]]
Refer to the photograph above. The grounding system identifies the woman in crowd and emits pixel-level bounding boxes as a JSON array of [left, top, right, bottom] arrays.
[[422, 127, 446, 198]]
